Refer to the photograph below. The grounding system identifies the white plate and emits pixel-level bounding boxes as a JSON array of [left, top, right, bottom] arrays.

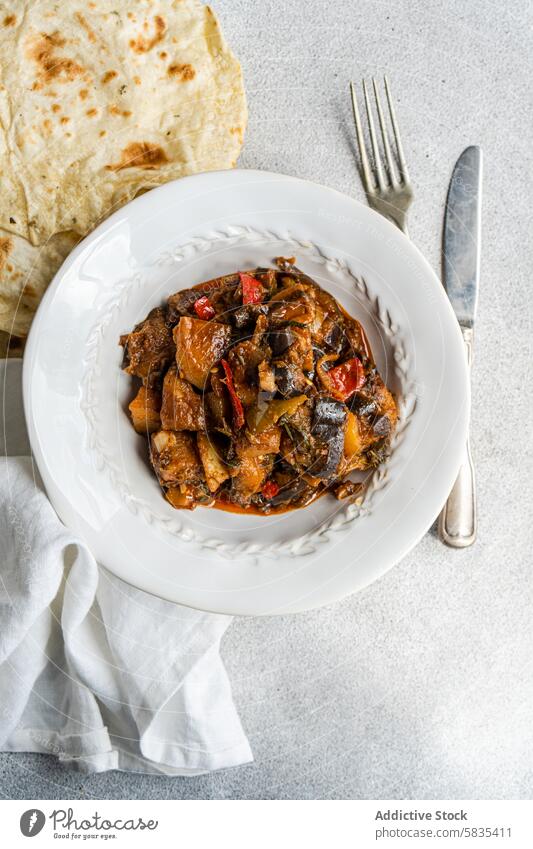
[[23, 170, 469, 615]]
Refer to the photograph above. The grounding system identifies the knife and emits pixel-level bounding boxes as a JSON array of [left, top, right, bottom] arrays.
[[438, 145, 482, 548]]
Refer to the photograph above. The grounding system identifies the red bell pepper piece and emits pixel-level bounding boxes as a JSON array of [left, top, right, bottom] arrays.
[[261, 480, 280, 500], [240, 272, 263, 305], [221, 359, 245, 429], [193, 295, 215, 320], [327, 358, 365, 401]]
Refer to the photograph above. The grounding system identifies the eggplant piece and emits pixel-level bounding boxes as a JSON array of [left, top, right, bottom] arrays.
[[269, 479, 308, 507], [345, 321, 371, 363], [227, 340, 267, 407], [321, 317, 344, 353], [369, 374, 398, 431], [231, 303, 268, 330], [120, 307, 175, 386], [205, 373, 232, 434], [312, 343, 326, 362], [275, 363, 309, 397], [313, 397, 347, 438], [311, 397, 347, 479], [372, 414, 392, 437], [268, 479, 320, 509], [269, 326, 294, 356], [166, 288, 200, 321], [232, 305, 255, 330], [349, 392, 378, 418]]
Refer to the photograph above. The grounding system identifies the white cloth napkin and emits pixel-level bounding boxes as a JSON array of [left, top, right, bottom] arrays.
[[0, 359, 252, 774]]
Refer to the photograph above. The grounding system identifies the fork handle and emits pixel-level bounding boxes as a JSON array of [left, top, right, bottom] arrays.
[[438, 327, 476, 547]]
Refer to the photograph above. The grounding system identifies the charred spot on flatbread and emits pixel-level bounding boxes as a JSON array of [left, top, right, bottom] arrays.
[[129, 15, 166, 53], [0, 237, 13, 271], [74, 12, 97, 43], [108, 105, 132, 118], [26, 31, 84, 89], [106, 142, 168, 172], [167, 63, 195, 81]]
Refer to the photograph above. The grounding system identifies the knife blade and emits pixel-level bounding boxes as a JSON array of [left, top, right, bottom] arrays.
[[438, 145, 482, 548], [443, 145, 482, 327]]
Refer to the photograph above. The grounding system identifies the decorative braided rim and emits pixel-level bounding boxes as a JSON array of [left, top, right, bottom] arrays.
[[80, 227, 416, 562]]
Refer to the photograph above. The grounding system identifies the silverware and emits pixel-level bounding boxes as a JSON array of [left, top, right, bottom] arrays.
[[349, 77, 413, 234], [437, 146, 482, 548], [349, 82, 481, 548]]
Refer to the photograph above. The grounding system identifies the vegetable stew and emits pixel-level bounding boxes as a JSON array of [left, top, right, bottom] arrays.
[[119, 258, 398, 513]]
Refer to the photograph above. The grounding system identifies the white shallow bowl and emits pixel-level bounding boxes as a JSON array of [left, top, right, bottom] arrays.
[[23, 170, 468, 615]]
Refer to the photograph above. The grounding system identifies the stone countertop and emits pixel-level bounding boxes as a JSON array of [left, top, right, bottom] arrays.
[[2, 0, 531, 800]]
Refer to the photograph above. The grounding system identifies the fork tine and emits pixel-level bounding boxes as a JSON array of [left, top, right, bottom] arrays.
[[383, 75, 409, 183], [349, 81, 374, 194], [372, 77, 398, 187], [362, 79, 386, 191]]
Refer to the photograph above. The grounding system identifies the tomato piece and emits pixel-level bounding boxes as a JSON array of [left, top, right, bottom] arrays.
[[326, 358, 365, 401], [221, 359, 245, 429], [193, 295, 215, 320], [240, 272, 263, 305], [262, 480, 280, 500]]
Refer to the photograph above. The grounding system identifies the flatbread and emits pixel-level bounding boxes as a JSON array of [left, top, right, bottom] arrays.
[[0, 0, 246, 335], [0, 229, 79, 337], [0, 0, 246, 246]]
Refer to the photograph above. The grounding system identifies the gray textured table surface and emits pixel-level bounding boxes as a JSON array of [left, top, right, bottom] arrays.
[[2, 0, 532, 800]]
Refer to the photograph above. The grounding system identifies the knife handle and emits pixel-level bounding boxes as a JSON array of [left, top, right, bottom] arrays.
[[438, 327, 477, 548]]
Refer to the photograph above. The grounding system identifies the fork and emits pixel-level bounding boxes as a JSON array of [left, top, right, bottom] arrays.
[[351, 78, 468, 549], [350, 77, 413, 235]]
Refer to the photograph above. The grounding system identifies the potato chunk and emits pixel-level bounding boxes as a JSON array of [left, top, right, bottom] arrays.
[[160, 365, 205, 431], [128, 385, 161, 434], [197, 433, 230, 492], [258, 359, 276, 393], [174, 317, 231, 390], [231, 456, 272, 503], [150, 430, 203, 485], [235, 426, 281, 459]]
